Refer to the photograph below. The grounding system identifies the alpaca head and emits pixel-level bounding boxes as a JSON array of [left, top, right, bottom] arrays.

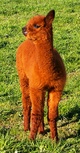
[[22, 10, 55, 42]]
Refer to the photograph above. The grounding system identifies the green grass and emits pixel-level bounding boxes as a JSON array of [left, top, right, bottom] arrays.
[[0, 0, 80, 152]]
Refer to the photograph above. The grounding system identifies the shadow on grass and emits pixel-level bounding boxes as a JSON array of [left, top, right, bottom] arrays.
[[0, 126, 10, 136], [64, 129, 80, 140], [42, 128, 50, 135], [65, 105, 80, 121], [59, 104, 80, 124], [0, 109, 16, 119], [58, 105, 80, 139], [39, 105, 80, 137]]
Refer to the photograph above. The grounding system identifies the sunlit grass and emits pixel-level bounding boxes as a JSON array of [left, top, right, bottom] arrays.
[[0, 0, 80, 152]]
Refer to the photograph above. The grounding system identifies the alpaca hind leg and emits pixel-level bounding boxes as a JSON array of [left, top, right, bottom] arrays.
[[48, 90, 62, 141]]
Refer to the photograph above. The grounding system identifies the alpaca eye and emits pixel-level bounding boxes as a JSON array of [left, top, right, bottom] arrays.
[[33, 24, 40, 28]]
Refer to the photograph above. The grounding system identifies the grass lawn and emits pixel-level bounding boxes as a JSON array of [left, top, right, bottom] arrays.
[[0, 0, 80, 152]]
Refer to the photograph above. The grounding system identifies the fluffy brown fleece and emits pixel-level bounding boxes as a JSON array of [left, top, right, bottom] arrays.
[[16, 10, 66, 141]]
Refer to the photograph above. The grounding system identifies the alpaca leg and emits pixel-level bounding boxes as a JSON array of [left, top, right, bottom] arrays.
[[38, 92, 45, 134], [29, 88, 44, 140], [20, 79, 31, 131], [22, 94, 31, 131], [48, 90, 62, 141], [38, 101, 44, 134]]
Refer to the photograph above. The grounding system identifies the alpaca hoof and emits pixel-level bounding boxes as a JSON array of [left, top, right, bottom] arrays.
[[24, 126, 30, 131], [38, 128, 44, 135], [29, 134, 35, 140], [51, 135, 59, 143], [38, 129, 44, 135]]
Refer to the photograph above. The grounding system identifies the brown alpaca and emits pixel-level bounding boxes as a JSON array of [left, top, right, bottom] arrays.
[[16, 10, 66, 141]]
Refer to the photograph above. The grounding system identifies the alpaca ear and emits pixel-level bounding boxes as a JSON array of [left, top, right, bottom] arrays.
[[45, 10, 55, 25]]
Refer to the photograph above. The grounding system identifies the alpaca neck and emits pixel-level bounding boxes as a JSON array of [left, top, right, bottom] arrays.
[[35, 38, 54, 69], [36, 27, 54, 57], [36, 40, 53, 57]]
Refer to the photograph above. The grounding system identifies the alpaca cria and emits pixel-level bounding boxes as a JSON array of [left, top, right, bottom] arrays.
[[16, 10, 66, 141]]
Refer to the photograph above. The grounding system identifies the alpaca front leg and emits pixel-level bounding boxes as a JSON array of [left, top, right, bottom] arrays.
[[48, 90, 62, 141], [22, 95, 31, 131], [20, 78, 31, 131], [29, 88, 44, 140], [38, 93, 45, 134]]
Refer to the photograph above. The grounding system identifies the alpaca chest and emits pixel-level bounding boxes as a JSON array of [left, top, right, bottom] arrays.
[[27, 63, 55, 89]]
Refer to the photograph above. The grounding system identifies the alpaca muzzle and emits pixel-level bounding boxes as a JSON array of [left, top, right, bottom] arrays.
[[22, 26, 27, 36]]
